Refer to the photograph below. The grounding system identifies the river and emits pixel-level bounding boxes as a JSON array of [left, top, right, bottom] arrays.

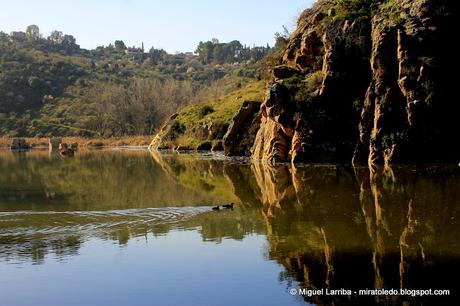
[[0, 149, 458, 305]]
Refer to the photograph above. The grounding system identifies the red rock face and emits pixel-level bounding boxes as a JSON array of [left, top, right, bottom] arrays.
[[251, 0, 458, 165]]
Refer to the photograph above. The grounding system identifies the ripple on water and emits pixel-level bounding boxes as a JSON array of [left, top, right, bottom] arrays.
[[0, 206, 212, 264]]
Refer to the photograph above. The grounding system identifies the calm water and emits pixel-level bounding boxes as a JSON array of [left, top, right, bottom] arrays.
[[0, 149, 459, 306]]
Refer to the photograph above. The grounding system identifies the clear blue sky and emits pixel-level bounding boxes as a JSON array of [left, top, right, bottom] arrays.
[[1, 0, 314, 53]]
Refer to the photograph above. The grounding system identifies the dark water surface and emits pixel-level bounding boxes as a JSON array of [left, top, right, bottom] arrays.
[[0, 149, 459, 306]]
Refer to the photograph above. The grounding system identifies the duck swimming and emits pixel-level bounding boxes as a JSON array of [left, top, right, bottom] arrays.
[[222, 203, 234, 209], [212, 206, 220, 211]]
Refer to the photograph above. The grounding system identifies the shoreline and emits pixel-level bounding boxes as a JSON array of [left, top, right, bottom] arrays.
[[3, 145, 457, 172], [2, 139, 458, 170], [0, 136, 152, 149]]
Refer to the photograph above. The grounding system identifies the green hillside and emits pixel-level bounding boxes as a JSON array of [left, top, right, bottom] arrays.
[[0, 27, 270, 137], [153, 79, 265, 150]]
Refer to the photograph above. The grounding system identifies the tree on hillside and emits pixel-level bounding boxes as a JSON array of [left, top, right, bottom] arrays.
[[195, 41, 215, 64], [195, 39, 267, 64], [62, 35, 76, 46], [60, 34, 79, 54], [26, 25, 40, 41], [260, 28, 290, 79], [89, 78, 194, 136], [148, 47, 168, 64], [114, 40, 126, 52], [48, 30, 64, 44], [0, 31, 8, 42]]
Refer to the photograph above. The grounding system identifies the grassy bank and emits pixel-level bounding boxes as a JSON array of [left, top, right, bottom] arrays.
[[154, 80, 265, 150]]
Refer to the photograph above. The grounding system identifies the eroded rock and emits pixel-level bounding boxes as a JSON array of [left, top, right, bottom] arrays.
[[223, 100, 262, 156], [252, 0, 457, 165]]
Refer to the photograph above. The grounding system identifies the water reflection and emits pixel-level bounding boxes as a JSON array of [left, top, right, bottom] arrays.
[[0, 150, 239, 211], [251, 163, 459, 305], [0, 149, 459, 305]]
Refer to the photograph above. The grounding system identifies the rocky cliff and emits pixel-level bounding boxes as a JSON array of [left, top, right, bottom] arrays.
[[250, 0, 457, 165], [150, 0, 456, 165]]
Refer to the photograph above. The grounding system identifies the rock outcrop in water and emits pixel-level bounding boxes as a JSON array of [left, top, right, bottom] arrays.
[[10, 138, 30, 150], [251, 0, 457, 165]]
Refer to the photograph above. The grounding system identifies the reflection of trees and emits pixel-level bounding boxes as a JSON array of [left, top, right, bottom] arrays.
[[0, 150, 236, 211], [0, 234, 82, 265], [152, 151, 266, 242], [0, 151, 265, 264], [150, 151, 241, 204], [0, 206, 250, 264], [1, 149, 459, 305], [185, 209, 265, 243]]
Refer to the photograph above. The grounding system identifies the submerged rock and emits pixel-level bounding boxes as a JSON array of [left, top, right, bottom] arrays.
[[10, 138, 30, 151], [49, 137, 62, 152], [58, 143, 75, 156], [70, 142, 78, 151]]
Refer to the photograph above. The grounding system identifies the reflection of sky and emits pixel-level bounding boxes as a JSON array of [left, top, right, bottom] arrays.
[[0, 231, 307, 306]]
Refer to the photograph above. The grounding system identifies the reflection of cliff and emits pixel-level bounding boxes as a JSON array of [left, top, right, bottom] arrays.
[[1, 150, 459, 305], [356, 166, 460, 293], [249, 163, 373, 304], [252, 162, 460, 305]]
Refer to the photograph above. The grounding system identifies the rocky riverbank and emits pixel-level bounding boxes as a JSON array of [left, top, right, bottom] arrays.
[[151, 0, 457, 166]]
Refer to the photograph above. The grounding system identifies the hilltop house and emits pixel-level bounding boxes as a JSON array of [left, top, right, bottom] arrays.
[[9, 31, 26, 42], [124, 42, 144, 56]]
